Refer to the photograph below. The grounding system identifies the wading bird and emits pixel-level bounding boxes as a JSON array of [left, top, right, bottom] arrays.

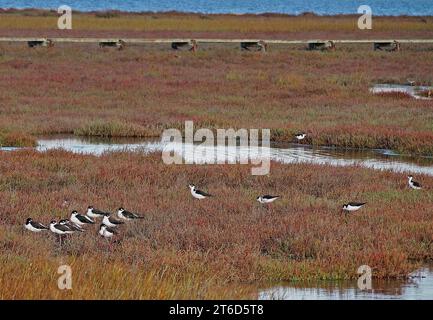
[[24, 218, 48, 233], [257, 195, 280, 204], [59, 219, 84, 232], [189, 184, 213, 200], [117, 207, 144, 221], [50, 220, 74, 235], [99, 224, 118, 239], [408, 175, 422, 190], [86, 206, 109, 219], [295, 133, 307, 141], [102, 213, 124, 228], [342, 202, 366, 213], [70, 210, 94, 226], [49, 220, 74, 246]]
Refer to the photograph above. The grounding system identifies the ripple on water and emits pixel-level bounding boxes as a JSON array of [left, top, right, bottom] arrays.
[[258, 267, 433, 300], [35, 137, 433, 177], [370, 84, 433, 100], [1, 136, 433, 176]]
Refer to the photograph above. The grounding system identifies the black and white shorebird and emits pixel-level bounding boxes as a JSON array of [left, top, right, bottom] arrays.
[[59, 219, 84, 232], [295, 133, 307, 141], [189, 184, 213, 200], [407, 79, 416, 86], [99, 224, 118, 239], [24, 218, 49, 233], [102, 213, 124, 228], [49, 220, 75, 235], [70, 210, 94, 226], [257, 195, 280, 204], [86, 206, 109, 219], [408, 175, 422, 190], [117, 207, 144, 221], [50, 220, 75, 246], [342, 202, 366, 213]]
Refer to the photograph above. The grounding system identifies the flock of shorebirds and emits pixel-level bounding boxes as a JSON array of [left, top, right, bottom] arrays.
[[25, 206, 143, 242], [190, 174, 422, 212], [24, 132, 312, 241], [25, 174, 423, 242]]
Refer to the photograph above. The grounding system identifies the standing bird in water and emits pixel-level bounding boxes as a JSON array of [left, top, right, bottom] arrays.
[[295, 133, 307, 141]]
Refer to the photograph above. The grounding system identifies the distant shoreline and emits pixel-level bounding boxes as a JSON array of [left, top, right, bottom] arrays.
[[1, 8, 432, 41], [1, 7, 433, 18]]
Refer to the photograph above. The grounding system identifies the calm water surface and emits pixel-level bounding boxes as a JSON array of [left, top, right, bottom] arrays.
[[1, 0, 432, 16], [259, 266, 433, 300], [27, 135, 433, 176], [370, 84, 433, 100]]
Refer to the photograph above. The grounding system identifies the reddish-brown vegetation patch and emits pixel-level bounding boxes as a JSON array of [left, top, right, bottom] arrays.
[[1, 150, 432, 298], [0, 42, 432, 154]]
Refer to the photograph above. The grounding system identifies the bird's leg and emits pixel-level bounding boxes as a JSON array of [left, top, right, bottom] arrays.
[[105, 237, 113, 252], [344, 212, 349, 224], [106, 237, 115, 252]]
